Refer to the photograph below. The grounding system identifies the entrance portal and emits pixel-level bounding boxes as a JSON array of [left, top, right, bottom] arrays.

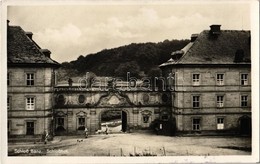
[[122, 111, 127, 132], [239, 116, 251, 136], [101, 110, 127, 133], [26, 121, 34, 135]]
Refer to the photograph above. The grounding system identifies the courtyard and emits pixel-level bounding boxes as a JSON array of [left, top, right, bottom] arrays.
[[8, 131, 251, 156]]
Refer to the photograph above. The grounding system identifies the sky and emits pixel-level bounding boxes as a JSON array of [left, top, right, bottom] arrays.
[[7, 2, 251, 63]]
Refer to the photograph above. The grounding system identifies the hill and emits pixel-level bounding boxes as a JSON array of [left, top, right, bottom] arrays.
[[58, 39, 189, 81]]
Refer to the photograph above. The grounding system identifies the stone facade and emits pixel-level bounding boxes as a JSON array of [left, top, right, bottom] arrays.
[[7, 23, 60, 138], [8, 23, 251, 138], [8, 67, 57, 136], [163, 66, 251, 135], [160, 25, 251, 135], [53, 86, 172, 134]]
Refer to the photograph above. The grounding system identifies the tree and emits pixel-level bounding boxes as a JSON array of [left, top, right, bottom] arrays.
[[114, 61, 140, 80], [146, 67, 162, 90]]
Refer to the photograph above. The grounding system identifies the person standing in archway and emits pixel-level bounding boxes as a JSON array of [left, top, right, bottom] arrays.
[[105, 125, 109, 135]]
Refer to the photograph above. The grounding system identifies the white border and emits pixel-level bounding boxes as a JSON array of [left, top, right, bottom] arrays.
[[1, 0, 259, 163]]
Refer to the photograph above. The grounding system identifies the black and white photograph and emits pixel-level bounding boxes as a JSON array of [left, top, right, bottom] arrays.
[[1, 0, 259, 163]]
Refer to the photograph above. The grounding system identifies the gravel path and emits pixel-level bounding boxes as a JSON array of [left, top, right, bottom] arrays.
[[43, 132, 251, 156]]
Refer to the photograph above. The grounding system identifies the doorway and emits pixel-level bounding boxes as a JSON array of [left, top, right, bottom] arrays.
[[26, 121, 34, 135], [122, 111, 127, 132], [239, 116, 251, 136], [101, 110, 127, 133]]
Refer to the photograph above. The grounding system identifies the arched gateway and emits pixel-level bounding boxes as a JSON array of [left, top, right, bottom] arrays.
[[53, 86, 171, 135], [99, 109, 129, 133]]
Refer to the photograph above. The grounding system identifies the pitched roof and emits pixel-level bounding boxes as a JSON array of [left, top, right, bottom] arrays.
[[160, 29, 250, 67], [7, 25, 60, 67]]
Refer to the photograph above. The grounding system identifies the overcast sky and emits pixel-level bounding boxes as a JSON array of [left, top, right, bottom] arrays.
[[7, 2, 251, 63]]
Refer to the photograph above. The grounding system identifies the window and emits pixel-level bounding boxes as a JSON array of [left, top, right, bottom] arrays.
[[7, 73, 10, 86], [26, 97, 35, 110], [78, 117, 85, 130], [192, 96, 200, 108], [241, 95, 248, 107], [192, 74, 200, 86], [57, 117, 64, 126], [26, 73, 34, 86], [78, 117, 85, 126], [216, 74, 224, 85], [143, 115, 149, 123], [7, 97, 11, 110], [8, 120, 11, 135], [217, 95, 224, 108], [168, 73, 175, 87], [56, 117, 65, 131], [241, 74, 248, 85], [217, 118, 224, 130], [192, 118, 201, 130]]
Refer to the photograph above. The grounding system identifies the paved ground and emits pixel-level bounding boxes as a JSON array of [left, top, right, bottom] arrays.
[[8, 130, 251, 156]]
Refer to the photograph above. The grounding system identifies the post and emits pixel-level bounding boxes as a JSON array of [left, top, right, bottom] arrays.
[[163, 146, 166, 156]]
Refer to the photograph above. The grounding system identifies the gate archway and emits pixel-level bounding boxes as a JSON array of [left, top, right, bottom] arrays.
[[99, 109, 129, 133]]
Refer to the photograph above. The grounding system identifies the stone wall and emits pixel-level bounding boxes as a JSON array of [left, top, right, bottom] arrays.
[[8, 67, 56, 136], [168, 66, 251, 134], [53, 90, 170, 134]]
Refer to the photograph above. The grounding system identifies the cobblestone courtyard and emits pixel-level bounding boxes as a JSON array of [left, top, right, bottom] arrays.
[[8, 131, 251, 156]]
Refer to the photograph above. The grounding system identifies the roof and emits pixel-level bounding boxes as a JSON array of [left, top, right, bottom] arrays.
[[7, 25, 60, 67], [160, 29, 250, 67]]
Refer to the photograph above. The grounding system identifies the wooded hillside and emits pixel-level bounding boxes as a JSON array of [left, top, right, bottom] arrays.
[[59, 39, 189, 80]]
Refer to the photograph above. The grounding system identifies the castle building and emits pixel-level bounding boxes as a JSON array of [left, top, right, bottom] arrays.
[[7, 22, 251, 138], [7, 21, 60, 138], [160, 25, 251, 135]]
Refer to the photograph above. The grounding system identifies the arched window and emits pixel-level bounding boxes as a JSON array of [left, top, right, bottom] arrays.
[[143, 115, 149, 123]]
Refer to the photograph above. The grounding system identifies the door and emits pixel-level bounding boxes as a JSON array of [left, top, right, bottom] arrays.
[[26, 121, 34, 135], [240, 117, 251, 135], [122, 111, 127, 132]]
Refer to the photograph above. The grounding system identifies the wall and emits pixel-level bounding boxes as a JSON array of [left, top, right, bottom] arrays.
[[169, 66, 251, 134], [53, 89, 170, 134], [8, 67, 56, 136]]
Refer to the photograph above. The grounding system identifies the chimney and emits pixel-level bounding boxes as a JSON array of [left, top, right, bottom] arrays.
[[26, 32, 33, 39], [191, 34, 199, 42], [210, 24, 221, 35], [40, 49, 51, 58]]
